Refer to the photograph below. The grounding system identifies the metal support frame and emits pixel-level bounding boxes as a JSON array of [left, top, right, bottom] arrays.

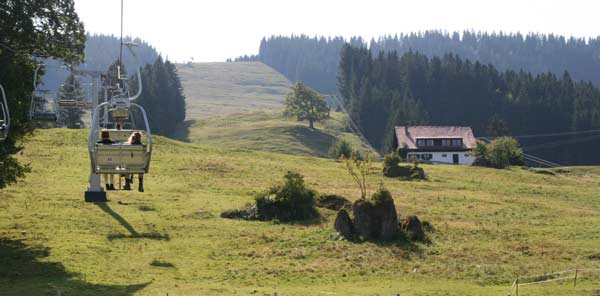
[[0, 84, 10, 141]]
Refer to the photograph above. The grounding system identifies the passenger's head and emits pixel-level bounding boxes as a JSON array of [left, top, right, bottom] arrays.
[[128, 132, 142, 144], [116, 123, 121, 130], [101, 131, 110, 139]]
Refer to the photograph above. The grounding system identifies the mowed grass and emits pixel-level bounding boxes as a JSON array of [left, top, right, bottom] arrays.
[[1, 129, 600, 295], [186, 110, 369, 158], [176, 62, 291, 118]]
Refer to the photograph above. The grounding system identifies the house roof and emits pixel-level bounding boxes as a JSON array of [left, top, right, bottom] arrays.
[[395, 126, 477, 149]]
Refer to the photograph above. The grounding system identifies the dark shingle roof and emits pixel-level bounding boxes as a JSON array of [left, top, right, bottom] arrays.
[[395, 126, 477, 149]]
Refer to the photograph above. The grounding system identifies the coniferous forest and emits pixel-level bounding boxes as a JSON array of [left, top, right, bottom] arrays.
[[251, 32, 600, 93], [42, 34, 160, 91], [338, 46, 600, 165]]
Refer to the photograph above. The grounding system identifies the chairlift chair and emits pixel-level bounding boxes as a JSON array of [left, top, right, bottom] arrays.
[[85, 42, 152, 202], [30, 64, 58, 122], [0, 84, 10, 141]]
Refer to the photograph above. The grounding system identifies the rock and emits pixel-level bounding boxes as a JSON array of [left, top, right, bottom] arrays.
[[373, 199, 399, 241], [402, 215, 425, 242], [410, 166, 426, 180], [220, 205, 260, 220], [317, 195, 351, 211], [334, 209, 354, 240], [588, 253, 600, 260], [383, 165, 412, 178], [352, 199, 375, 240]]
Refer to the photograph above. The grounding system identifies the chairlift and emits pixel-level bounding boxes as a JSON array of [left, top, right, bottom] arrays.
[[57, 80, 93, 110], [30, 64, 58, 122], [85, 43, 153, 202], [0, 84, 10, 141]]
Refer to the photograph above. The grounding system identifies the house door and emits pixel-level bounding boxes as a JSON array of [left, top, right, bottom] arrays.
[[452, 154, 459, 164]]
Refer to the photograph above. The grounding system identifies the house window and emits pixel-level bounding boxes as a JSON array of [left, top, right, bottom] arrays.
[[442, 139, 451, 146], [442, 154, 447, 157], [422, 154, 432, 160], [451, 139, 463, 147], [464, 154, 469, 157], [416, 139, 434, 147]]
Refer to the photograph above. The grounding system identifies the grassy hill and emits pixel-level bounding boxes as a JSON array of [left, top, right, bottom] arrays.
[[175, 61, 369, 158], [185, 110, 370, 158], [2, 129, 600, 295], [176, 62, 291, 118]]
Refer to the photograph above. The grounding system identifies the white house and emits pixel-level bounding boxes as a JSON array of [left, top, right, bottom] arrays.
[[394, 126, 477, 165]]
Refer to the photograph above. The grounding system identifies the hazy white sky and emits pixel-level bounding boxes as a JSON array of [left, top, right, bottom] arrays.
[[74, 0, 600, 63]]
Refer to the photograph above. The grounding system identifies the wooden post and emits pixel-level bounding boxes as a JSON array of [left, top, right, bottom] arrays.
[[574, 269, 578, 287], [515, 276, 519, 296]]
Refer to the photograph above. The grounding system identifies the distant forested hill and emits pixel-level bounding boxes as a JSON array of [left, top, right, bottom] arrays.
[[41, 34, 159, 91], [245, 32, 600, 93], [338, 46, 600, 165]]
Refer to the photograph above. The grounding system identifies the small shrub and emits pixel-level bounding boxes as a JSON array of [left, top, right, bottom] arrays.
[[383, 152, 401, 170], [255, 171, 319, 222], [330, 137, 354, 159], [371, 185, 393, 204]]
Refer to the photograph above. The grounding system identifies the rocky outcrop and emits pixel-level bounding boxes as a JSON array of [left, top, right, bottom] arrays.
[[401, 215, 425, 242], [333, 209, 353, 240]]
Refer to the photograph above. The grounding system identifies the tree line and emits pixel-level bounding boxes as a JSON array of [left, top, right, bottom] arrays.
[[338, 46, 600, 165], [247, 32, 600, 94], [42, 34, 160, 92]]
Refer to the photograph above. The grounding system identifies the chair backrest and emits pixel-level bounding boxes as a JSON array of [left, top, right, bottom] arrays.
[[94, 143, 148, 174], [99, 129, 138, 143]]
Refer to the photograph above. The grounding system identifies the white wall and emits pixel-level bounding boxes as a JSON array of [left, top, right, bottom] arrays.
[[407, 151, 475, 165]]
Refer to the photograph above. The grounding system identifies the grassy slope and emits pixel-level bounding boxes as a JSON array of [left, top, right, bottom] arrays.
[[176, 62, 290, 118], [186, 110, 369, 158], [1, 129, 600, 295], [176, 61, 368, 158]]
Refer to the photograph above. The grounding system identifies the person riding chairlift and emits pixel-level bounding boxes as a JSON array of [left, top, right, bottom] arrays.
[[97, 131, 116, 190], [123, 131, 145, 192]]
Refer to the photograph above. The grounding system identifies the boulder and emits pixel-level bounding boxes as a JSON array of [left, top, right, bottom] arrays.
[[317, 195, 351, 211], [334, 209, 354, 240], [352, 199, 375, 240], [220, 205, 260, 220], [402, 215, 425, 242], [373, 199, 400, 241], [383, 165, 412, 178], [410, 167, 426, 180]]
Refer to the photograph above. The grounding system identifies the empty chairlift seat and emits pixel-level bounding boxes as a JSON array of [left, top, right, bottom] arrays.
[[94, 143, 149, 174]]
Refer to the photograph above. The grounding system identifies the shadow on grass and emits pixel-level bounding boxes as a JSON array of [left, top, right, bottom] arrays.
[[279, 125, 336, 158], [0, 239, 149, 295], [149, 260, 175, 268], [370, 232, 425, 256], [172, 119, 196, 143], [95, 203, 170, 241]]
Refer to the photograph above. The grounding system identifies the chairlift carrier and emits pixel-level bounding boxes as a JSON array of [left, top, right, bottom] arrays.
[[30, 64, 58, 122], [85, 43, 152, 202]]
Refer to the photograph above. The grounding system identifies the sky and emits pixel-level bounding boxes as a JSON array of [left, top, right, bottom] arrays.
[[74, 0, 600, 63]]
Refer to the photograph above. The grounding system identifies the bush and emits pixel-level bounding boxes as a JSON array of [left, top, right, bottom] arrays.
[[487, 137, 525, 168], [371, 185, 393, 204], [330, 137, 354, 159], [383, 152, 401, 170], [472, 137, 524, 169], [255, 171, 319, 222]]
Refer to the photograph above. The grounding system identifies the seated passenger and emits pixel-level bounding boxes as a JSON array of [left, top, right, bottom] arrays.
[[124, 132, 145, 192], [97, 131, 116, 190]]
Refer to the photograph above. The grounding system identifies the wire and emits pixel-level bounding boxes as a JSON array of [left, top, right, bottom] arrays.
[[522, 133, 600, 152], [481, 128, 600, 140]]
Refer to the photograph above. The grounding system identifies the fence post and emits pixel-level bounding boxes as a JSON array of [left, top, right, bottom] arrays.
[[515, 276, 519, 296], [574, 269, 578, 287]]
